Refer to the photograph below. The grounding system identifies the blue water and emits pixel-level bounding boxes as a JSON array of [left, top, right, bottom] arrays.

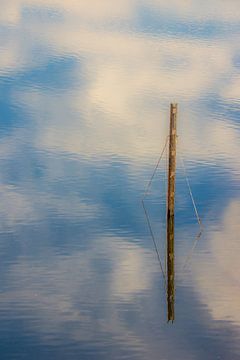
[[0, 1, 240, 359]]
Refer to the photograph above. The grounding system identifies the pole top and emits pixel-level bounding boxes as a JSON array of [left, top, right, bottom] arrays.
[[170, 103, 178, 115]]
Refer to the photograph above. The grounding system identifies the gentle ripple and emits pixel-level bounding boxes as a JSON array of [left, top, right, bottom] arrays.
[[0, 1, 240, 359]]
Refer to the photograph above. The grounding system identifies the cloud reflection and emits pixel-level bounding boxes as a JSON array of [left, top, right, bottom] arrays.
[[0, 1, 240, 358], [0, 0, 238, 172], [0, 237, 155, 342], [194, 200, 240, 328]]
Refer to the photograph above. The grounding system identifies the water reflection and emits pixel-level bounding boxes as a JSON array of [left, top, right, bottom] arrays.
[[0, 0, 240, 359], [194, 200, 240, 326]]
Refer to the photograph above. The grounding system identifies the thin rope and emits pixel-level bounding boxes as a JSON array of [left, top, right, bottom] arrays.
[[179, 152, 202, 228], [141, 136, 169, 288], [142, 136, 169, 199], [142, 200, 167, 288], [178, 150, 204, 270], [182, 229, 203, 270]]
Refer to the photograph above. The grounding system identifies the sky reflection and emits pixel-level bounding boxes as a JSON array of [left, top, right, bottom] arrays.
[[0, 1, 239, 359]]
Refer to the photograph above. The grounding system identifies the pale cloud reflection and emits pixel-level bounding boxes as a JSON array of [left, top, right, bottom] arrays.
[[194, 200, 240, 328], [221, 75, 240, 101], [0, 44, 20, 74], [0, 1, 21, 24], [0, 0, 135, 26], [0, 1, 239, 358], [1, 0, 240, 26], [149, 0, 240, 21], [0, 237, 155, 340], [11, 27, 239, 175], [109, 240, 155, 300], [0, 182, 99, 231], [0, 184, 37, 228], [1, 0, 237, 173]]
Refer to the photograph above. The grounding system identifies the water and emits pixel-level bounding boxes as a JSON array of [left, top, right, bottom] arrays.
[[0, 1, 240, 359]]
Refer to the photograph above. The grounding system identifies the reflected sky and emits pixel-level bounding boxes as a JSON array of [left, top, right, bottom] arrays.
[[0, 1, 240, 359]]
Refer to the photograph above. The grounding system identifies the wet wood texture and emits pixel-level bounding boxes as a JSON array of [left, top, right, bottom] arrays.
[[167, 103, 177, 322]]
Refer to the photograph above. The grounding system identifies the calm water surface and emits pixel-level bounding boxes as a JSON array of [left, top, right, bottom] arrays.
[[0, 1, 240, 359]]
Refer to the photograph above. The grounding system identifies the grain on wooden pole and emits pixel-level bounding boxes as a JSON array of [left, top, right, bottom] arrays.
[[167, 103, 177, 322]]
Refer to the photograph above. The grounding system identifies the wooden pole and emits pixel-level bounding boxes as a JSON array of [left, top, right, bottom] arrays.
[[167, 103, 177, 322]]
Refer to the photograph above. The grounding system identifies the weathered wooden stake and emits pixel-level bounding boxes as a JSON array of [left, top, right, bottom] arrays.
[[167, 103, 177, 322]]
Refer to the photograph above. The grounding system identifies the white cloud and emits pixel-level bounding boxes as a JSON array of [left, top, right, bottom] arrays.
[[194, 200, 240, 328], [0, 236, 155, 340], [221, 75, 240, 101], [0, 1, 22, 25], [0, 184, 37, 228], [149, 0, 240, 21], [1, 0, 240, 26], [0, 181, 99, 231], [0, 1, 238, 179], [0, 0, 135, 26]]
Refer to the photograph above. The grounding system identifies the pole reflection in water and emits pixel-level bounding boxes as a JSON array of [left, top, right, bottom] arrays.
[[142, 104, 177, 323], [167, 104, 177, 323]]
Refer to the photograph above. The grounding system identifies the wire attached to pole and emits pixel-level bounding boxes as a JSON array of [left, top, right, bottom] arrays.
[[142, 136, 169, 288], [142, 199, 167, 287], [178, 151, 203, 270], [179, 153, 202, 228], [142, 136, 169, 199]]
